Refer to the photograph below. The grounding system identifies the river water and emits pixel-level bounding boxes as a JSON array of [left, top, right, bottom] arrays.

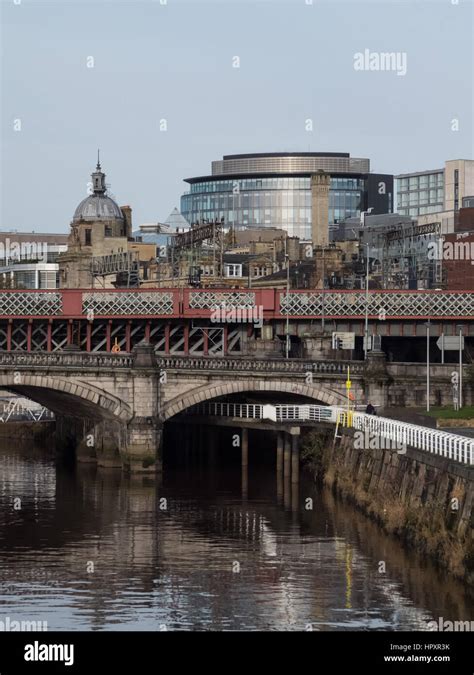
[[0, 426, 472, 631]]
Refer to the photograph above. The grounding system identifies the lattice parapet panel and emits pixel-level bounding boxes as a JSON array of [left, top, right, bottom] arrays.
[[0, 292, 62, 316], [280, 292, 474, 318], [82, 292, 174, 316], [189, 291, 257, 310]]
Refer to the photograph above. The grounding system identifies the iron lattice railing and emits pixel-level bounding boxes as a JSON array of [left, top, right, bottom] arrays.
[[82, 292, 174, 316], [0, 292, 62, 316], [279, 291, 474, 317], [188, 291, 257, 310]]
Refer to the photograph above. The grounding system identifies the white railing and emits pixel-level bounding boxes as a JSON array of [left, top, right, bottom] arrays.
[[275, 404, 334, 422], [347, 409, 474, 466], [184, 402, 474, 466], [190, 402, 265, 419]]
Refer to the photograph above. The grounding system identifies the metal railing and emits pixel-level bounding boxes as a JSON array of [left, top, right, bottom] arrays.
[[184, 402, 474, 466], [349, 410, 473, 466]]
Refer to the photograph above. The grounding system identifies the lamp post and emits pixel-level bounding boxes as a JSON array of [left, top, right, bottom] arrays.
[[321, 246, 327, 334], [426, 319, 430, 412], [457, 324, 464, 410], [285, 251, 290, 359], [364, 242, 370, 360]]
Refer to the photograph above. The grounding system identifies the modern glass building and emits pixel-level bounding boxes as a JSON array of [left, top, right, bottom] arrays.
[[396, 160, 474, 218], [396, 169, 445, 217], [181, 152, 393, 240]]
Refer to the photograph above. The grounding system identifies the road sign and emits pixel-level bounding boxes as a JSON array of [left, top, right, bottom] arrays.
[[436, 336, 464, 351], [332, 331, 355, 350]]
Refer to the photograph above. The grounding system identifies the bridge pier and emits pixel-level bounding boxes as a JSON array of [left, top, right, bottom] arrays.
[[283, 434, 291, 481], [121, 418, 163, 474], [95, 421, 123, 468], [241, 428, 248, 499], [290, 427, 300, 484], [276, 431, 284, 503]]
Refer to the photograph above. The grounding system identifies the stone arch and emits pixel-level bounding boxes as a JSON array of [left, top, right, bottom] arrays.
[[0, 373, 133, 422], [161, 379, 346, 422]]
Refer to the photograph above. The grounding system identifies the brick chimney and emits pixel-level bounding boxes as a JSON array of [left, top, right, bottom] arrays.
[[121, 205, 133, 239], [311, 172, 330, 247]]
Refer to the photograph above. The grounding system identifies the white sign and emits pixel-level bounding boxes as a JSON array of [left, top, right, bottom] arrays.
[[332, 332, 355, 350], [436, 336, 464, 351]]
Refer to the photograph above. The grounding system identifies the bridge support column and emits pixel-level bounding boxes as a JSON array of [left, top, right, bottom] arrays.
[[290, 427, 300, 484], [276, 432, 284, 474], [95, 421, 123, 468], [56, 416, 93, 461], [283, 432, 291, 510], [241, 428, 248, 499], [121, 340, 162, 473], [122, 418, 163, 474], [283, 433, 291, 480], [276, 431, 284, 504]]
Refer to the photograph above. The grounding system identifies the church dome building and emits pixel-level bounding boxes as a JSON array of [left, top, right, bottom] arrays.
[[59, 157, 133, 288]]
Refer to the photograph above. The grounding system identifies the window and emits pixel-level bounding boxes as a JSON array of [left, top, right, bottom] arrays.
[[105, 226, 112, 237], [85, 229, 91, 246], [224, 263, 242, 278]]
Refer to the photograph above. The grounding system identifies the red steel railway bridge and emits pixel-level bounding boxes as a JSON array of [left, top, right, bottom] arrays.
[[0, 288, 473, 358]]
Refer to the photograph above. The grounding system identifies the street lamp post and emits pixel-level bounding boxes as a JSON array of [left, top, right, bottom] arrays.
[[457, 324, 464, 410], [321, 248, 325, 334], [426, 319, 430, 412], [364, 242, 370, 360], [285, 252, 290, 359]]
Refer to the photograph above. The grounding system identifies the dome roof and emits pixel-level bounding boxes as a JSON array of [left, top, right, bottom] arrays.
[[73, 194, 124, 222], [73, 156, 124, 222]]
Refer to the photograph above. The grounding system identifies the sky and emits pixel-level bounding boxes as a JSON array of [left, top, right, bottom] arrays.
[[1, 0, 473, 233]]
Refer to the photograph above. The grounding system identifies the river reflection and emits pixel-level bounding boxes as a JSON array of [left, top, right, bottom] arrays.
[[0, 427, 472, 631]]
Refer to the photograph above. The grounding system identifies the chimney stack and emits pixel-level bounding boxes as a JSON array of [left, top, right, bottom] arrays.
[[311, 172, 330, 247]]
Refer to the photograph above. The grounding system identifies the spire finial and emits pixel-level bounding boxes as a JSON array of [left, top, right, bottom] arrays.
[[97, 148, 101, 170]]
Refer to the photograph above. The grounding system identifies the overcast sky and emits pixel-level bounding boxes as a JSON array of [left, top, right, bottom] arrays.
[[1, 0, 472, 233]]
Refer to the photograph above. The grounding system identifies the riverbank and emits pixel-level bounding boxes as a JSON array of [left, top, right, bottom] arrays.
[[301, 428, 474, 585]]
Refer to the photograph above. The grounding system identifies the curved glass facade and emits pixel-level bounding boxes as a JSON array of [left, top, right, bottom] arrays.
[[181, 176, 364, 239]]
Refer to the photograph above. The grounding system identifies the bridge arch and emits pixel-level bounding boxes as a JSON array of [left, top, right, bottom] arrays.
[[161, 379, 346, 422], [0, 373, 133, 422]]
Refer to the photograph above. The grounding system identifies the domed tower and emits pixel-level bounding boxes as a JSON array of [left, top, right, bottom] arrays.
[[59, 155, 133, 288]]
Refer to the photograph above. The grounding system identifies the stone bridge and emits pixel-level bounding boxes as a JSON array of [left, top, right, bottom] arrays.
[[0, 344, 467, 472]]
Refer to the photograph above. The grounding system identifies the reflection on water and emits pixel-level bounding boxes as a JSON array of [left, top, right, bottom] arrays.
[[0, 427, 472, 631]]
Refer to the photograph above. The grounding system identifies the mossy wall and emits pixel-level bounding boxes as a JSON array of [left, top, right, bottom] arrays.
[[301, 428, 474, 584]]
